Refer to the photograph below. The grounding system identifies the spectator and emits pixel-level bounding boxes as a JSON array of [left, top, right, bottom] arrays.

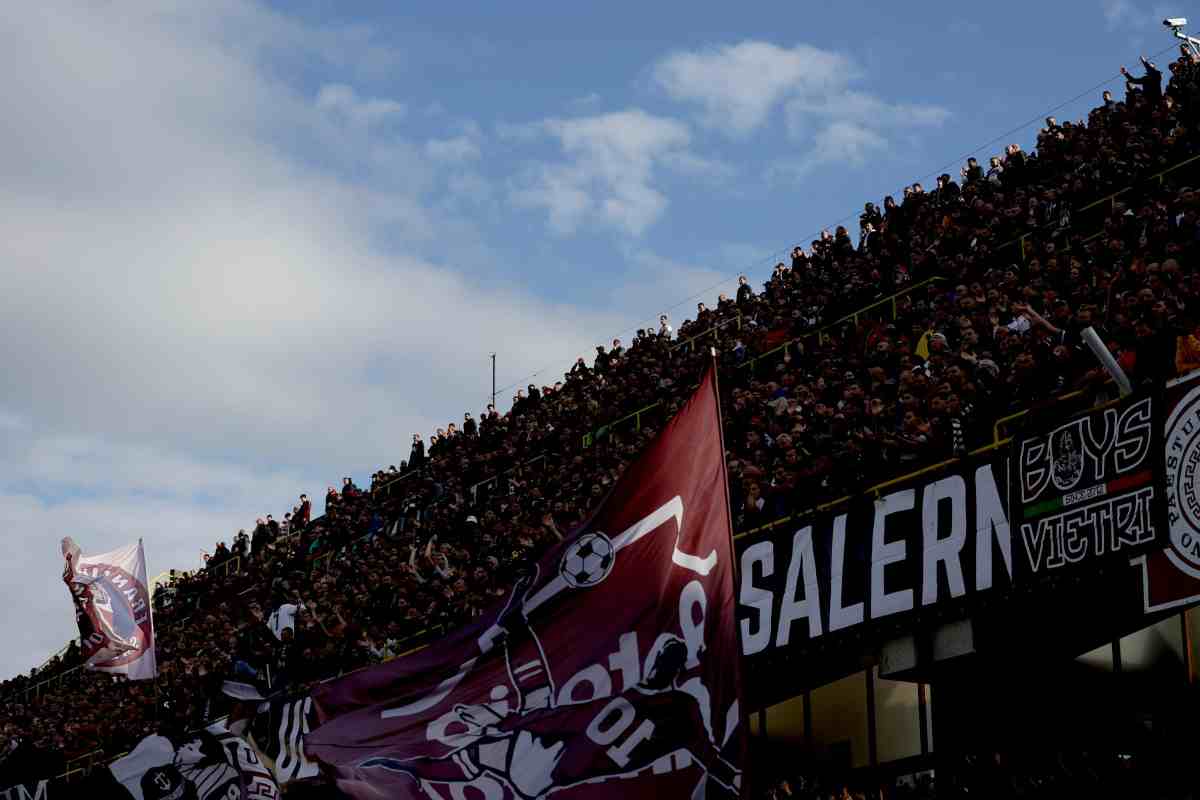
[[1122, 56, 1163, 105]]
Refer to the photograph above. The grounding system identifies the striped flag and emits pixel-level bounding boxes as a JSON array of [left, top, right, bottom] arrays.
[[247, 695, 322, 787]]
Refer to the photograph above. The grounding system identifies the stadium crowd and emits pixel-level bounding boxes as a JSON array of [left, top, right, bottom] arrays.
[[3, 49, 1200, 794]]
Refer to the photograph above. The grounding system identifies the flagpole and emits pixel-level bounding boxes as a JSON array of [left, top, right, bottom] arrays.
[[707, 347, 741, 591], [708, 347, 750, 798]]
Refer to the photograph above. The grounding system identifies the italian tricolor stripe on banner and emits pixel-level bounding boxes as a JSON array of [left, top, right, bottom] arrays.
[[1023, 468, 1154, 519]]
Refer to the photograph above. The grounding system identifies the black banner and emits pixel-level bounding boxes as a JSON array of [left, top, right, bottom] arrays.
[[736, 452, 1013, 660], [1011, 390, 1167, 579], [0, 772, 125, 800]]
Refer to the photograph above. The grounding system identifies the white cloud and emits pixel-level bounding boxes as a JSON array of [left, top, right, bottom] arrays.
[[0, 2, 636, 678], [1102, 0, 1177, 37], [768, 121, 889, 181], [569, 92, 602, 109], [426, 121, 484, 163], [785, 90, 950, 134], [659, 150, 737, 182], [1103, 0, 1140, 29], [619, 250, 737, 316], [316, 83, 406, 126], [426, 135, 482, 162], [510, 109, 710, 237], [652, 39, 950, 175], [653, 41, 852, 137]]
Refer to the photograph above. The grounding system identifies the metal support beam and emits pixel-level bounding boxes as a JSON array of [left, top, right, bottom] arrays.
[[865, 668, 878, 767]]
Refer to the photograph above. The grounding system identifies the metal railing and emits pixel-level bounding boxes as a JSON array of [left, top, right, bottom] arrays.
[[582, 402, 663, 448], [60, 748, 107, 782], [5, 663, 85, 704], [468, 454, 548, 504], [736, 275, 946, 377], [995, 152, 1200, 265], [207, 554, 242, 579], [734, 384, 1104, 541], [670, 311, 744, 355], [373, 466, 422, 498]]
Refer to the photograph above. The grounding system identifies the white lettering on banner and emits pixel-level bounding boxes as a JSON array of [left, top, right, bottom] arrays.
[[975, 464, 1013, 590], [1019, 397, 1154, 503], [739, 541, 774, 655], [922, 477, 967, 606], [1022, 517, 1062, 572], [1082, 411, 1117, 482], [557, 665, 612, 707], [1114, 397, 1153, 473], [870, 490, 915, 619], [583, 698, 659, 770], [777, 528, 822, 644], [1020, 488, 1156, 573], [586, 698, 636, 745], [606, 720, 656, 768], [607, 632, 641, 691], [1020, 436, 1051, 503], [737, 463, 1015, 656], [1063, 484, 1106, 507], [829, 514, 864, 631], [0, 784, 48, 800], [678, 581, 707, 669]]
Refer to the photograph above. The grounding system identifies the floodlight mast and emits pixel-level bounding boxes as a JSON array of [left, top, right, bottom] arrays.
[[1165, 17, 1200, 60]]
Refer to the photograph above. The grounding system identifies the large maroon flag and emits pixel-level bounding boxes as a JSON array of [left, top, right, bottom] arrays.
[[305, 364, 745, 799]]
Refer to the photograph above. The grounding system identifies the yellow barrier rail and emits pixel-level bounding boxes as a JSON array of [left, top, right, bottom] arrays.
[[5, 663, 85, 704], [734, 386, 1104, 541], [1003, 152, 1200, 262], [737, 275, 946, 375], [59, 748, 107, 782]]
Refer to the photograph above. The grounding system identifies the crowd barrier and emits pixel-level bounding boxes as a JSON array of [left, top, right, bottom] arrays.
[[372, 466, 421, 499], [736, 275, 946, 378], [734, 384, 1107, 542], [670, 311, 745, 355], [581, 402, 662, 449]]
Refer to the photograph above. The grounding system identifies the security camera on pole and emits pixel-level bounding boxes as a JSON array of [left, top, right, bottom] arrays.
[[1164, 17, 1200, 60]]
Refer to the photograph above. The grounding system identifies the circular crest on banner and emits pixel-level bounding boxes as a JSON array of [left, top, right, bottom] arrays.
[[1165, 383, 1200, 579], [78, 564, 153, 667]]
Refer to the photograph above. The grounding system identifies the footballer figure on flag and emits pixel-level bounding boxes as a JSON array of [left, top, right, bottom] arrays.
[[304, 365, 745, 800], [359, 566, 742, 798]]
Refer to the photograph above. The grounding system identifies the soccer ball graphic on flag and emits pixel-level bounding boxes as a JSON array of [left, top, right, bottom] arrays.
[[559, 532, 615, 588]]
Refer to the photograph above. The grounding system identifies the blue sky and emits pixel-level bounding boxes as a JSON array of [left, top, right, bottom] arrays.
[[0, 0, 1184, 677]]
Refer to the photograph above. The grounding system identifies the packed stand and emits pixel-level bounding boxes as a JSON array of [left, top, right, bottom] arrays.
[[2, 52, 1199, 774]]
